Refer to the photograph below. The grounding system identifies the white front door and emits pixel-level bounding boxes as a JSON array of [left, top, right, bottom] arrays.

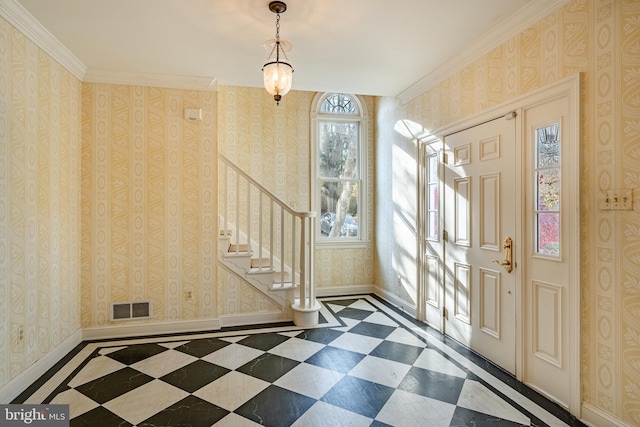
[[443, 116, 517, 375]]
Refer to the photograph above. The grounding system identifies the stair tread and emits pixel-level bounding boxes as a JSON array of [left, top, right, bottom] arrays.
[[247, 268, 292, 283], [272, 271, 292, 281], [225, 251, 251, 258], [270, 282, 297, 290], [250, 258, 272, 268], [245, 266, 295, 287], [248, 267, 275, 274], [228, 243, 251, 253]]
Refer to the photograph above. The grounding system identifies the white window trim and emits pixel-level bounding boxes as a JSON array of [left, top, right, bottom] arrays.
[[311, 92, 368, 248]]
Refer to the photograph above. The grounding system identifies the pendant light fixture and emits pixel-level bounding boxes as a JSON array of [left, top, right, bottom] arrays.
[[262, 1, 293, 105]]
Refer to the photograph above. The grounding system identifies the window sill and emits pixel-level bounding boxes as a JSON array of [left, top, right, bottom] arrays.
[[315, 240, 371, 250]]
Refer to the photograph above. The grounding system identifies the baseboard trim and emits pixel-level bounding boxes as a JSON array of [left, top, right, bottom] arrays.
[[219, 311, 291, 328], [316, 285, 374, 297], [1, 289, 408, 404], [0, 329, 83, 403], [581, 402, 630, 427], [374, 286, 417, 317], [82, 318, 222, 341]]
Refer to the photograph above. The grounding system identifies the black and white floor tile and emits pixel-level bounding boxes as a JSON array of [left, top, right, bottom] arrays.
[[16, 296, 585, 426]]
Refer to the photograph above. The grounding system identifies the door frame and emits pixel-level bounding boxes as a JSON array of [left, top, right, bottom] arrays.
[[416, 73, 581, 414]]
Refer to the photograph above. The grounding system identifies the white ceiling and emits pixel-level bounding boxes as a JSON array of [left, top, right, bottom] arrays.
[[11, 0, 557, 97]]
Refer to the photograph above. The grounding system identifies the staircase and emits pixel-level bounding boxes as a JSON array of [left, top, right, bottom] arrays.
[[218, 155, 320, 326]]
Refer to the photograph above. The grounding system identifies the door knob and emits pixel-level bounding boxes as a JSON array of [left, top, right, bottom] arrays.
[[492, 237, 513, 273]]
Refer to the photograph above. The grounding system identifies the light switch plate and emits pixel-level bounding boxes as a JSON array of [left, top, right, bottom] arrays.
[[600, 188, 633, 211]]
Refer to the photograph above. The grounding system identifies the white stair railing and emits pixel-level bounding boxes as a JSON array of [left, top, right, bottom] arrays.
[[219, 155, 317, 312]]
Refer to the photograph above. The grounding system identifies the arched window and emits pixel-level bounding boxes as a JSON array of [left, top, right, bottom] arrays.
[[312, 93, 366, 243]]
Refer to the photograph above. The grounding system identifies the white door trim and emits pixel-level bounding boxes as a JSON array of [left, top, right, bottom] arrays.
[[416, 73, 581, 415]]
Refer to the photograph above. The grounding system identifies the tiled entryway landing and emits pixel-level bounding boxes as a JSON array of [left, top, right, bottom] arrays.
[[18, 296, 583, 426]]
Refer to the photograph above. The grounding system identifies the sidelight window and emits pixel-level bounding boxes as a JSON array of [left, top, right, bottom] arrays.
[[427, 152, 439, 240], [534, 124, 560, 257]]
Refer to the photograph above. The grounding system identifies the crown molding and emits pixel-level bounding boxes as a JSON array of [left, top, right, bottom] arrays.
[[83, 70, 218, 91], [397, 0, 573, 104], [0, 0, 216, 90], [0, 0, 87, 80]]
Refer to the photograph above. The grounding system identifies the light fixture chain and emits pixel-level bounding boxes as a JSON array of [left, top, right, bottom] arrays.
[[275, 13, 280, 40]]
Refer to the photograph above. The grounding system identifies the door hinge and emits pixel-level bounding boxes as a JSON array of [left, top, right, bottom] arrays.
[[441, 151, 448, 164], [443, 229, 448, 242], [443, 307, 448, 319]]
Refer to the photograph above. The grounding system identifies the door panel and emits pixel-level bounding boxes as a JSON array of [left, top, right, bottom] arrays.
[[479, 267, 501, 338], [443, 116, 517, 375], [424, 254, 441, 328], [453, 262, 471, 324], [523, 94, 573, 407], [532, 281, 562, 367], [480, 173, 500, 249]]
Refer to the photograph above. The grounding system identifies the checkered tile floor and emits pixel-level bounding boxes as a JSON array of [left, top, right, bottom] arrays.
[[17, 296, 584, 426]]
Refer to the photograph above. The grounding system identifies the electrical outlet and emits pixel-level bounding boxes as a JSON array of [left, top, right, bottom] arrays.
[[185, 290, 193, 301], [17, 326, 24, 345], [396, 276, 402, 286]]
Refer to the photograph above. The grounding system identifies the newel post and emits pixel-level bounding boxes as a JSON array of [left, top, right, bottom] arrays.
[[291, 212, 320, 326]]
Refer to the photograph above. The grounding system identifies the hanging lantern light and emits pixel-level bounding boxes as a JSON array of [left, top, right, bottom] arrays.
[[262, 1, 293, 105]]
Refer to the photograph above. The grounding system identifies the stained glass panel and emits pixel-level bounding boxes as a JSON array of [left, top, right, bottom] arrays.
[[537, 168, 559, 211], [537, 213, 560, 256], [534, 123, 560, 257]]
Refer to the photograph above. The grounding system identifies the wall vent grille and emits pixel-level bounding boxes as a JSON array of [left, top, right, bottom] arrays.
[[111, 301, 152, 321]]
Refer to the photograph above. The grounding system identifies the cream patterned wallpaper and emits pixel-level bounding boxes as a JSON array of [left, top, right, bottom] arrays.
[[80, 83, 375, 326], [375, 0, 639, 424], [3, 2, 636, 422], [217, 86, 375, 316], [0, 20, 82, 389], [81, 84, 217, 327]]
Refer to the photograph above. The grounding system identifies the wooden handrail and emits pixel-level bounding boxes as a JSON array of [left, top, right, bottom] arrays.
[[219, 155, 316, 219]]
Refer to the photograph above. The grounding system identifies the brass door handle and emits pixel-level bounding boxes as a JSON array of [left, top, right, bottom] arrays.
[[492, 236, 513, 273]]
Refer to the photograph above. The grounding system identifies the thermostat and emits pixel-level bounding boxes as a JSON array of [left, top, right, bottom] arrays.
[[184, 108, 202, 121]]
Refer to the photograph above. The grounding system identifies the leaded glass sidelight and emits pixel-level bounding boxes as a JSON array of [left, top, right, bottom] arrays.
[[427, 153, 439, 240], [535, 124, 560, 256]]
